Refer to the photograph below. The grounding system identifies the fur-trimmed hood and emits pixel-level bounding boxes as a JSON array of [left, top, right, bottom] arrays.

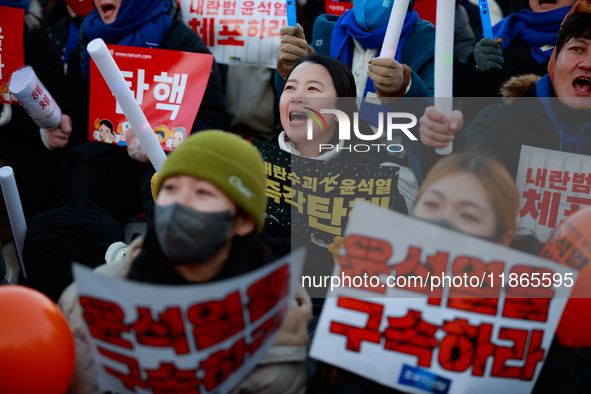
[[500, 73, 542, 104], [501, 0, 591, 103], [24, 0, 43, 31]]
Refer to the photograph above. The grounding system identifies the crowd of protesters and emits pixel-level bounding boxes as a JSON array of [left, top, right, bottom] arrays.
[[1, 0, 591, 392]]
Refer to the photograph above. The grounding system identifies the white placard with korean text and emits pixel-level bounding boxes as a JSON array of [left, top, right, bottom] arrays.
[[181, 0, 287, 68], [516, 145, 591, 242], [309, 202, 576, 394], [73, 251, 293, 394]]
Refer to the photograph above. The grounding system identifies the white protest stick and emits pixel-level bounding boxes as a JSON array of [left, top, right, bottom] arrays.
[[9, 66, 62, 129], [87, 38, 167, 172], [380, 0, 411, 59], [434, 0, 455, 155], [0, 167, 27, 279]]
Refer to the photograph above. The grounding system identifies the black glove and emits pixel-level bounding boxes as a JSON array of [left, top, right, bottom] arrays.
[[474, 38, 504, 74]]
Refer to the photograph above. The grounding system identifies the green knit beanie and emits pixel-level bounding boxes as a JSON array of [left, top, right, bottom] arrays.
[[155, 130, 267, 232]]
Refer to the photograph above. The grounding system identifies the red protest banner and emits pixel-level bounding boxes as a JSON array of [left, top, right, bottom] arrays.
[[89, 45, 213, 151], [325, 1, 353, 16], [0, 6, 25, 105], [64, 0, 95, 16]]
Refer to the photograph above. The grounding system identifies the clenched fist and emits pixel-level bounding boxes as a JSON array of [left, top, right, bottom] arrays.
[[277, 23, 308, 75], [39, 114, 72, 150], [368, 58, 405, 95], [419, 106, 464, 149]]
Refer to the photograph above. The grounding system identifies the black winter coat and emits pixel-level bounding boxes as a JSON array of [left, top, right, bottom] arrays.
[[464, 37, 549, 98], [422, 84, 591, 180]]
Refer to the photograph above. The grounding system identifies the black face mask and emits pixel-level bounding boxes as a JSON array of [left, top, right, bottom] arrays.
[[154, 203, 234, 265], [419, 217, 497, 242]]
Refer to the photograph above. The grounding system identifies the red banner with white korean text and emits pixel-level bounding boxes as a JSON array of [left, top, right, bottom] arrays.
[[89, 45, 213, 151], [325, 0, 352, 16], [0, 6, 25, 105]]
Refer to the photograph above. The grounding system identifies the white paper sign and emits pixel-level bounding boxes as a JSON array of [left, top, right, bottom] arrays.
[[73, 252, 294, 394], [309, 202, 576, 394], [516, 145, 591, 242], [181, 0, 287, 68]]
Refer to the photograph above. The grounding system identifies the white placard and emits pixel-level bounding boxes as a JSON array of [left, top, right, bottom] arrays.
[[181, 0, 287, 68], [516, 145, 591, 242], [310, 202, 575, 394], [73, 250, 298, 394]]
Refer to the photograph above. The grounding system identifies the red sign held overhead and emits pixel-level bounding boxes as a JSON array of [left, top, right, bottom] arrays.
[[89, 45, 213, 151], [325, 1, 353, 16], [0, 6, 25, 105]]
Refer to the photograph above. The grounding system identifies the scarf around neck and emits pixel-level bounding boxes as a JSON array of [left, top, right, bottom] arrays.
[[330, 8, 419, 66], [81, 0, 173, 78], [330, 9, 419, 126], [493, 7, 572, 63]]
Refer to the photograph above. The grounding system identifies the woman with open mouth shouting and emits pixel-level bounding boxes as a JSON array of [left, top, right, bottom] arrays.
[[261, 53, 412, 318], [266, 53, 413, 213]]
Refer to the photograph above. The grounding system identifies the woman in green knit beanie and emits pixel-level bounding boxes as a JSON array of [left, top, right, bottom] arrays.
[[60, 130, 312, 393], [137, 129, 270, 282]]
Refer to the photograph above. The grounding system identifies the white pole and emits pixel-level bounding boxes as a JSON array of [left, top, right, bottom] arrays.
[[434, 0, 455, 155], [87, 38, 167, 172], [0, 167, 27, 279], [380, 0, 411, 59]]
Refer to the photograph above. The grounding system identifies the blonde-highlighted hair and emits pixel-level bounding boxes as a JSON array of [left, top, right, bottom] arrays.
[[416, 151, 519, 242]]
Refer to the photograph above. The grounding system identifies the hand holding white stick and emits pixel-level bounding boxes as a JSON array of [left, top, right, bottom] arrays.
[[87, 39, 167, 172]]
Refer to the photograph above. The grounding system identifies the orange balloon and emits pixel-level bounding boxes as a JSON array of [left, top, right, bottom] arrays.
[[541, 206, 591, 347], [0, 285, 75, 394]]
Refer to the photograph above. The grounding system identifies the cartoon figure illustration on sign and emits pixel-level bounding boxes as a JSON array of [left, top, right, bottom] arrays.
[[1, 83, 10, 102], [171, 127, 187, 150], [93, 118, 116, 144], [117, 121, 131, 146], [153, 125, 173, 149], [1, 83, 20, 105]]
